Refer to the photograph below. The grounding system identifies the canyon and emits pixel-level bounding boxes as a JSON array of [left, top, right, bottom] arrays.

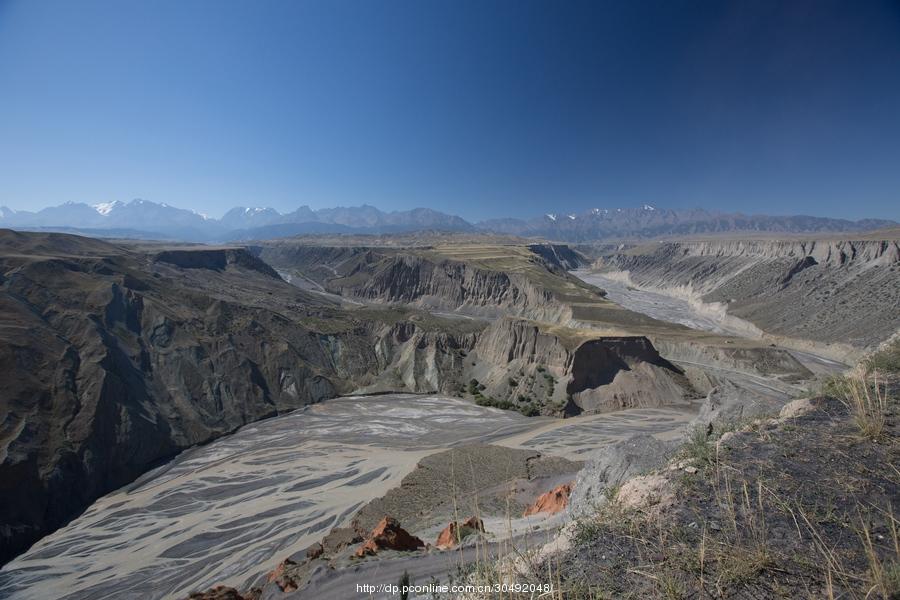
[[0, 229, 896, 599]]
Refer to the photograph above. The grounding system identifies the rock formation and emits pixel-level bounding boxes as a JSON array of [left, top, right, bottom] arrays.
[[253, 242, 587, 323], [266, 559, 300, 593], [524, 482, 573, 516], [435, 516, 486, 549], [354, 516, 424, 557], [468, 317, 699, 415], [187, 586, 260, 600]]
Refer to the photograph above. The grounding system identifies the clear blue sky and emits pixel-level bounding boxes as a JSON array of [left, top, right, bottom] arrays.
[[1, 0, 898, 221]]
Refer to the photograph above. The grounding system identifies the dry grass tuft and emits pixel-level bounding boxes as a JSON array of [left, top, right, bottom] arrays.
[[836, 368, 891, 441]]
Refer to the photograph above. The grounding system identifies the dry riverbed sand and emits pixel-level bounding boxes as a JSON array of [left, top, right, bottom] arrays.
[[0, 395, 695, 600]]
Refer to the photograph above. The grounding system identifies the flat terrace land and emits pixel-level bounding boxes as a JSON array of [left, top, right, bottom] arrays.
[[256, 232, 535, 247], [423, 242, 620, 315], [367, 242, 805, 354]]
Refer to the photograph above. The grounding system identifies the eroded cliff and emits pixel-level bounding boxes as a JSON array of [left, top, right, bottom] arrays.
[[464, 318, 699, 415], [254, 242, 597, 324], [0, 232, 480, 564], [593, 238, 900, 351]]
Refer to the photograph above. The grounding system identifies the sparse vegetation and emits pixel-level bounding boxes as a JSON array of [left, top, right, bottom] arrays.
[[840, 369, 890, 440], [679, 425, 716, 466], [445, 383, 898, 600], [865, 337, 900, 374]]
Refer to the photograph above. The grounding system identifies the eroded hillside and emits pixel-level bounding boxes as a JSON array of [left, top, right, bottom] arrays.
[[0, 231, 485, 563], [592, 238, 900, 354]]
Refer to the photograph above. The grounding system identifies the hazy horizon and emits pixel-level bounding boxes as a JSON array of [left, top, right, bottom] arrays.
[[2, 197, 899, 224]]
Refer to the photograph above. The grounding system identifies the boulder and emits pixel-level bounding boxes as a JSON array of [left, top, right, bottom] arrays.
[[322, 527, 363, 554], [304, 542, 324, 560], [355, 516, 424, 558], [616, 474, 675, 513], [435, 516, 486, 549], [523, 483, 573, 516]]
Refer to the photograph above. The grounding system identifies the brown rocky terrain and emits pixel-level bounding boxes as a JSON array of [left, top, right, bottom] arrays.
[[523, 482, 572, 516], [353, 517, 424, 557], [435, 516, 485, 549]]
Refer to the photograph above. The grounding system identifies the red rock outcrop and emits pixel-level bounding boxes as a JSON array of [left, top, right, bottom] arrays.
[[435, 516, 486, 549], [266, 558, 299, 593], [355, 516, 424, 557], [523, 482, 573, 516]]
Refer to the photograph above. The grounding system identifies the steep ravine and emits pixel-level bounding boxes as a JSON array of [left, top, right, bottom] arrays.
[[1, 231, 837, 598]]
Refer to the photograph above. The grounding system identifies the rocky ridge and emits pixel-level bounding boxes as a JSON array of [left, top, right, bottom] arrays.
[[253, 242, 593, 324]]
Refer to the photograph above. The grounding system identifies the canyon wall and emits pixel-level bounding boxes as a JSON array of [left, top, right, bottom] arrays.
[[466, 318, 699, 415], [594, 239, 900, 351], [0, 232, 477, 564], [254, 243, 589, 324]]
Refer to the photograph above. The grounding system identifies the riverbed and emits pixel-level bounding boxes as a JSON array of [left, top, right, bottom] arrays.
[[0, 395, 694, 600], [573, 270, 847, 375]]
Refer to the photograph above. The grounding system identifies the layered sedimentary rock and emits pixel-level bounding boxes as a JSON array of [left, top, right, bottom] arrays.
[[254, 242, 590, 323], [0, 231, 477, 564], [467, 317, 698, 415], [594, 239, 900, 350]]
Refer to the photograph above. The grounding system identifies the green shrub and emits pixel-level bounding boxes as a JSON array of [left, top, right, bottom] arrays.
[[865, 338, 900, 374], [518, 403, 540, 417]]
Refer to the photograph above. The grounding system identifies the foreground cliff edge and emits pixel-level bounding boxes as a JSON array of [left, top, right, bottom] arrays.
[[186, 339, 900, 600]]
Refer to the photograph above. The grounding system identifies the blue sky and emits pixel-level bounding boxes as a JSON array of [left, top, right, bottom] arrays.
[[1, 0, 898, 221]]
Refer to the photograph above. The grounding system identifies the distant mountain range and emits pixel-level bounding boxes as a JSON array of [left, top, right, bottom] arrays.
[[0, 199, 895, 242]]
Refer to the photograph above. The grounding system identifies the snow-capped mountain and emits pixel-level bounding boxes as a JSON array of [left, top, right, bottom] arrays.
[[0, 199, 894, 242], [219, 206, 282, 230], [0, 199, 474, 240], [92, 200, 124, 215], [476, 206, 896, 241]]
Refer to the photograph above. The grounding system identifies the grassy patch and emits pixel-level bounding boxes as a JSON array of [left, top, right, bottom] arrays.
[[865, 337, 900, 374]]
